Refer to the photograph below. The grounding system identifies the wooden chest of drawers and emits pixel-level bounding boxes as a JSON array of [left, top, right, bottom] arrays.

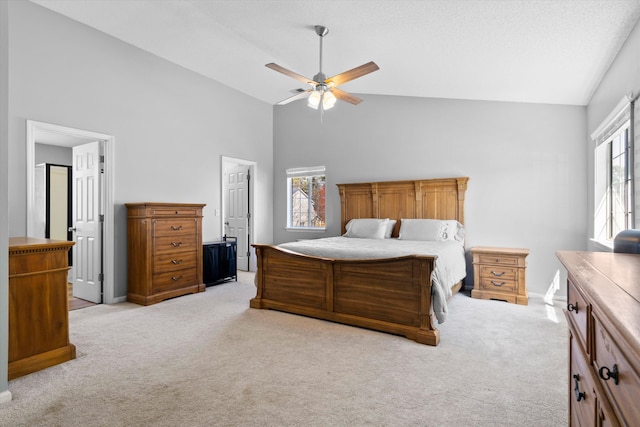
[[126, 203, 206, 306], [8, 237, 76, 379], [470, 246, 529, 305], [557, 251, 640, 426]]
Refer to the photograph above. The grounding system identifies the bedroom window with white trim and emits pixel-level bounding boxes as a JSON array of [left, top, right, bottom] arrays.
[[286, 166, 326, 230], [593, 97, 634, 242]]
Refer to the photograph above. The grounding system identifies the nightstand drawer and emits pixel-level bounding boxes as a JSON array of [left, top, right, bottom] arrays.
[[479, 265, 517, 281], [479, 277, 517, 293], [477, 254, 520, 266]]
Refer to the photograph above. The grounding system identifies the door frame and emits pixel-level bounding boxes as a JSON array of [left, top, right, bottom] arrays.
[[26, 120, 117, 303], [221, 156, 256, 271]]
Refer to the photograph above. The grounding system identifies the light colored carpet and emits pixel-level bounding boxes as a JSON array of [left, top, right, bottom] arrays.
[[1, 271, 568, 426]]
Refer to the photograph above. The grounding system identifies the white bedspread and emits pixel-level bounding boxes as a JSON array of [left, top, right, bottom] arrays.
[[278, 237, 466, 323]]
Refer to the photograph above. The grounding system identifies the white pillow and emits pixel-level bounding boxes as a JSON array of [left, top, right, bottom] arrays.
[[344, 218, 389, 239], [384, 219, 397, 238], [398, 219, 464, 242]]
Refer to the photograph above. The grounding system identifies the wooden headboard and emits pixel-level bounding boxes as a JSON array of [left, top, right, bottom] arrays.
[[337, 177, 469, 237]]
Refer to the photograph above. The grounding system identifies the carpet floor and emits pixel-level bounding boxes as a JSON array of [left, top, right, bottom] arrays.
[[1, 271, 568, 426]]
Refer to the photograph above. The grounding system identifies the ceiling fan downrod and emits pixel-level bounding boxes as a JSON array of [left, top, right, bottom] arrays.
[[313, 25, 329, 84]]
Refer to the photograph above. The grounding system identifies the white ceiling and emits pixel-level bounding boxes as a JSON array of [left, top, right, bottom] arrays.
[[31, 0, 640, 106]]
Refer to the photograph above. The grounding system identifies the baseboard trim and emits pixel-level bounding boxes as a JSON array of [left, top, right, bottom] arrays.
[[0, 389, 13, 404]]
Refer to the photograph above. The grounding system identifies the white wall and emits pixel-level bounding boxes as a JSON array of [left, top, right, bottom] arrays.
[[0, 0, 11, 404], [7, 1, 273, 299], [587, 16, 640, 241], [273, 96, 587, 298], [35, 143, 72, 166]]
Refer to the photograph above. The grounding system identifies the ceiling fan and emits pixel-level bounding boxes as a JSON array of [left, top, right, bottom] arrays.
[[266, 25, 379, 111]]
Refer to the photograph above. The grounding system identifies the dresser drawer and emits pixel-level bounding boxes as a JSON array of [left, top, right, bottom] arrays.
[[151, 207, 199, 216], [153, 234, 197, 255], [476, 254, 520, 266], [566, 279, 589, 354], [153, 219, 196, 237], [153, 251, 197, 274], [593, 316, 640, 425], [478, 277, 517, 293], [570, 331, 596, 425], [153, 268, 197, 293]]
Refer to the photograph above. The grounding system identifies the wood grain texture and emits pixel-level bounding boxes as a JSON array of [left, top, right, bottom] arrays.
[[8, 237, 76, 379], [470, 247, 529, 305], [251, 177, 469, 346], [126, 203, 205, 306], [557, 251, 640, 426]]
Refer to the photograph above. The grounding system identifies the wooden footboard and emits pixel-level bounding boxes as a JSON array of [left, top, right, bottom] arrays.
[[250, 244, 441, 346]]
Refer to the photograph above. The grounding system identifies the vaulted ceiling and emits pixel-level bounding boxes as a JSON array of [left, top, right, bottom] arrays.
[[32, 0, 640, 106]]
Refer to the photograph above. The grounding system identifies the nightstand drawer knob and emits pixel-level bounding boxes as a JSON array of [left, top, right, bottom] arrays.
[[567, 302, 579, 313], [599, 364, 619, 385], [490, 281, 505, 287], [491, 270, 505, 277]]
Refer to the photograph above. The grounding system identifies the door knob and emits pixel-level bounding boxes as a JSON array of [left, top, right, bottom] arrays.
[[68, 227, 77, 232]]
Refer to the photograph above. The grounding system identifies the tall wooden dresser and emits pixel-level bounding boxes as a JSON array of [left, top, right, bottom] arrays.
[[126, 203, 206, 306], [557, 251, 640, 426], [8, 237, 76, 379]]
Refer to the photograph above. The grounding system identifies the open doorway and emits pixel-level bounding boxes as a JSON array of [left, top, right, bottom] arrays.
[[221, 156, 256, 271], [26, 120, 116, 304]]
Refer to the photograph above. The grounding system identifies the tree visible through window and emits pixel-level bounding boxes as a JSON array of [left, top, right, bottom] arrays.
[[287, 167, 326, 229]]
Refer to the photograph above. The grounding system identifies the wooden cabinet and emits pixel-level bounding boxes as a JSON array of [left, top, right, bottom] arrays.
[[126, 202, 206, 306], [470, 246, 529, 305], [8, 237, 76, 379], [557, 251, 640, 426]]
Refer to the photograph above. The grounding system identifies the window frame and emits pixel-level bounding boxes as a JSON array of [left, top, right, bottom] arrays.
[[285, 166, 326, 231], [592, 96, 635, 244]]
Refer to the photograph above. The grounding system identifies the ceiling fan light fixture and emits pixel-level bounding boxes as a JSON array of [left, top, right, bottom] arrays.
[[307, 90, 321, 109], [322, 90, 336, 110]]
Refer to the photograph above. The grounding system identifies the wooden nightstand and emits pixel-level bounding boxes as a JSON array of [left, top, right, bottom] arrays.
[[470, 247, 529, 305]]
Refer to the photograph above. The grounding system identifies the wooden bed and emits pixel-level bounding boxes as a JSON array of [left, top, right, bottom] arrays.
[[250, 177, 469, 346]]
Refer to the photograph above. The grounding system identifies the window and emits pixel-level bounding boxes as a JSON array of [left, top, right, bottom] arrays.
[[603, 125, 632, 238], [593, 97, 635, 242], [286, 166, 326, 230]]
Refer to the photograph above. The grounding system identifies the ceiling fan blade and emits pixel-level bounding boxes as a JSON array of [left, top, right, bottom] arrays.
[[332, 88, 363, 105], [266, 63, 318, 86], [276, 89, 312, 105], [325, 61, 379, 87]]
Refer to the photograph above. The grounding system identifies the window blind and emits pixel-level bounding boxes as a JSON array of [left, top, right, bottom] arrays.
[[286, 166, 325, 178]]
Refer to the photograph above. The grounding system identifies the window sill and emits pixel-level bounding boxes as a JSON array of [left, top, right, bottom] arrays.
[[588, 238, 613, 252], [285, 227, 326, 232]]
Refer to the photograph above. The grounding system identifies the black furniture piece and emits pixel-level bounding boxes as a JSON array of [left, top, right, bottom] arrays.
[[203, 237, 237, 286]]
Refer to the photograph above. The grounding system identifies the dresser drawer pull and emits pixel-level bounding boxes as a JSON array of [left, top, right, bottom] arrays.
[[567, 302, 579, 313], [491, 270, 505, 277], [170, 225, 183, 231], [171, 259, 183, 265], [490, 281, 505, 287], [598, 364, 619, 385], [170, 242, 183, 247], [573, 374, 586, 402], [171, 275, 183, 282]]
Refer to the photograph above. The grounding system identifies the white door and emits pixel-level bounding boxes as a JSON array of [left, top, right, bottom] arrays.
[[225, 165, 249, 271], [70, 141, 103, 303]]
